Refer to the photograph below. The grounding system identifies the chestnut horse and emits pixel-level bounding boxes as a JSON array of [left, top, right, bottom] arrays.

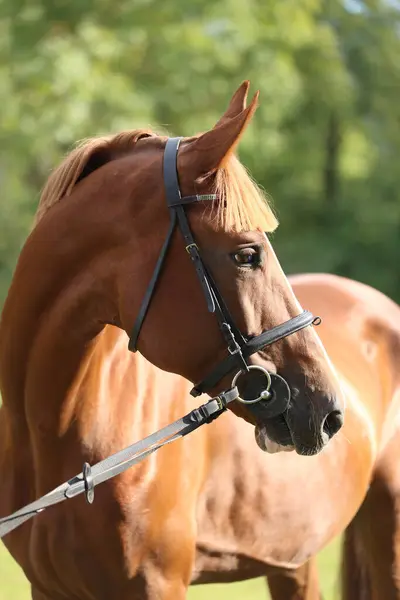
[[0, 80, 393, 600]]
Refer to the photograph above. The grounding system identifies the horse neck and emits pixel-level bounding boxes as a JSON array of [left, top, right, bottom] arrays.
[[0, 223, 103, 425], [0, 216, 191, 460]]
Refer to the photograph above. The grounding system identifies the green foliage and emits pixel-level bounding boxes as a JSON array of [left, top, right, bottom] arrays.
[[1, 0, 400, 306]]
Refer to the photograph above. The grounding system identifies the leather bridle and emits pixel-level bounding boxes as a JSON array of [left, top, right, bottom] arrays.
[[128, 137, 319, 416]]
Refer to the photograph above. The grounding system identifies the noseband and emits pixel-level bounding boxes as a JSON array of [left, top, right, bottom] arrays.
[[128, 137, 319, 416]]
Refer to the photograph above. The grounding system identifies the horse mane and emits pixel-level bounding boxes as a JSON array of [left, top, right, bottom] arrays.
[[33, 129, 155, 225], [34, 128, 278, 233]]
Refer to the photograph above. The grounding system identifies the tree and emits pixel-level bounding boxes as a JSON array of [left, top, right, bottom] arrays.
[[1, 0, 400, 305]]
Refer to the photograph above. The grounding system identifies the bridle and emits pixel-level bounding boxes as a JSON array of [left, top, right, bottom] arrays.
[[129, 137, 319, 417], [0, 136, 321, 538]]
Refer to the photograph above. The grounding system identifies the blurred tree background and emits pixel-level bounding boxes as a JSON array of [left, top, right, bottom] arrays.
[[1, 0, 400, 308]]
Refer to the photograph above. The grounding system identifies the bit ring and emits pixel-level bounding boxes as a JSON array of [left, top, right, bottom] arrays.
[[232, 365, 272, 404]]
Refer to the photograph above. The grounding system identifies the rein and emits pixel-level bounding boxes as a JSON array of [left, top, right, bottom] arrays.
[[0, 388, 238, 539]]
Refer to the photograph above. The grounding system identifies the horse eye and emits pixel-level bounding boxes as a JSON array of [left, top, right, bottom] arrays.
[[232, 248, 261, 267]]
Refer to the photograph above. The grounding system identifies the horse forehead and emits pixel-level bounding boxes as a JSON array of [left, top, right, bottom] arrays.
[[192, 223, 267, 248]]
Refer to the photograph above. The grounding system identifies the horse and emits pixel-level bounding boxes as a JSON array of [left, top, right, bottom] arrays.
[[0, 79, 389, 600]]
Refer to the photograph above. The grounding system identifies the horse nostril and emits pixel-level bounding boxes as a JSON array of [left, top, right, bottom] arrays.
[[322, 409, 344, 439]]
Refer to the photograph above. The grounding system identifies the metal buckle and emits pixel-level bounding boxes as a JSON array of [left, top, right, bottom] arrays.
[[185, 243, 198, 254], [231, 365, 272, 404], [215, 395, 225, 411]]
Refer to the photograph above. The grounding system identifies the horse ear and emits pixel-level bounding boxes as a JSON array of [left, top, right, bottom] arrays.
[[214, 80, 251, 127], [178, 82, 259, 179]]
